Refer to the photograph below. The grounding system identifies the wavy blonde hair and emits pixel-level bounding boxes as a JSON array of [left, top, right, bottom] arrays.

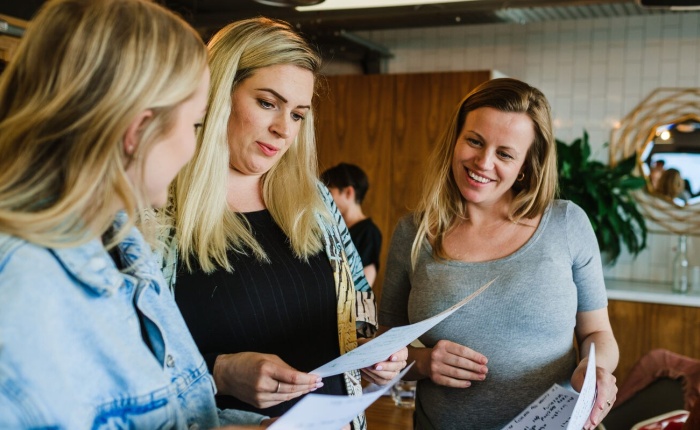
[[411, 78, 558, 267], [169, 17, 325, 273], [0, 0, 207, 248]]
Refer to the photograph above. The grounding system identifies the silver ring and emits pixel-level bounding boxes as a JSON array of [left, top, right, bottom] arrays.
[[276, 381, 281, 393]]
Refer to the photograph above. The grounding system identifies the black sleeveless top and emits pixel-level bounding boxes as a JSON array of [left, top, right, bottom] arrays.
[[175, 210, 346, 417]]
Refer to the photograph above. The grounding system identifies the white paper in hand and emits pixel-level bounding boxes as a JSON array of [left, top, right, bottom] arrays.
[[502, 343, 597, 430], [566, 343, 597, 430], [269, 362, 414, 430], [311, 278, 496, 378]]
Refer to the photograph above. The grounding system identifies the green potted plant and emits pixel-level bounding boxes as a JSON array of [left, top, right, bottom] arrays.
[[556, 131, 647, 265]]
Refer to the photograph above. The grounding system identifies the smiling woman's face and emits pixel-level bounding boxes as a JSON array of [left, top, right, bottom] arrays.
[[226, 63, 314, 178], [451, 107, 535, 208]]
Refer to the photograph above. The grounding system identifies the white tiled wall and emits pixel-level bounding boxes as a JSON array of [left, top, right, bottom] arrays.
[[346, 12, 700, 283]]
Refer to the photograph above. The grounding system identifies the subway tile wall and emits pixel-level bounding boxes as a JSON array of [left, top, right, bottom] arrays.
[[351, 12, 700, 284]]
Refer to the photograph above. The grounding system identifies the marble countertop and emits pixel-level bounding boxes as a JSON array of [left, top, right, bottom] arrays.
[[605, 278, 700, 307]]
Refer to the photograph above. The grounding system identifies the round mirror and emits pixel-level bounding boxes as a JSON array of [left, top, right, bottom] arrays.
[[610, 88, 700, 235], [639, 114, 700, 207]]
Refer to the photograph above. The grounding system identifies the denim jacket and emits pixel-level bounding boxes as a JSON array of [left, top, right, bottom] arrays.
[[0, 214, 264, 429]]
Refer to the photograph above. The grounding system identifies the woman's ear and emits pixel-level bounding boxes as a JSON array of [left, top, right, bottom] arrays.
[[123, 109, 154, 156]]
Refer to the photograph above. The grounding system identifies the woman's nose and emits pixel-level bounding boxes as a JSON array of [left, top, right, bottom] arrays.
[[270, 114, 291, 139], [474, 151, 494, 170]]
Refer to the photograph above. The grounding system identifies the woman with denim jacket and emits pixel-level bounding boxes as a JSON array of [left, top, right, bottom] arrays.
[[0, 0, 265, 428], [156, 18, 408, 429]]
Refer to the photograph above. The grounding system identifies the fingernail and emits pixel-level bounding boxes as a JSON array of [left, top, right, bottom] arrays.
[[316, 382, 324, 388], [465, 382, 471, 387], [391, 356, 397, 362]]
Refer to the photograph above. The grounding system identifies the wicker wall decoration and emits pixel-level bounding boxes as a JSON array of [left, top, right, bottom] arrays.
[[609, 88, 700, 235]]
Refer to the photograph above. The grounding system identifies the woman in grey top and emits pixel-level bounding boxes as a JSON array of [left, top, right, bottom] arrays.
[[379, 78, 619, 430]]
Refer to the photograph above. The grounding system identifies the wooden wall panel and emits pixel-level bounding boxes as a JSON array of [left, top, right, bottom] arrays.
[[608, 300, 700, 383], [0, 14, 27, 63], [391, 71, 491, 233], [315, 74, 395, 295], [315, 71, 491, 300]]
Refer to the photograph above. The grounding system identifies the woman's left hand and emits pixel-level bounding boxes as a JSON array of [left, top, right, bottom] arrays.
[[358, 340, 409, 385], [571, 359, 617, 430]]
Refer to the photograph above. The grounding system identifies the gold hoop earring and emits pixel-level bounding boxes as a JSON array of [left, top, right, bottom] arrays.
[[517, 172, 525, 181]]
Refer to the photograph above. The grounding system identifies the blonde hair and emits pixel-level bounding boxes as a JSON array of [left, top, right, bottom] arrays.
[[411, 78, 557, 266], [0, 0, 207, 248], [657, 168, 684, 200], [170, 17, 324, 273]]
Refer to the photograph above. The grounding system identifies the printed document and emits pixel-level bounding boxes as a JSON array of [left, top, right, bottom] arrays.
[[311, 278, 496, 378], [502, 343, 598, 430], [269, 363, 414, 430]]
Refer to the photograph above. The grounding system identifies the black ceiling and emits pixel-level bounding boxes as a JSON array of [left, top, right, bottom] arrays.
[[2, 0, 669, 70]]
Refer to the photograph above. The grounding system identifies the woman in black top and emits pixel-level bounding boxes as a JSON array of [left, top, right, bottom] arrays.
[[159, 18, 407, 428]]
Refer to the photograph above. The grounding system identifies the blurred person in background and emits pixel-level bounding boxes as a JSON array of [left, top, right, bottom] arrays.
[[321, 163, 382, 287]]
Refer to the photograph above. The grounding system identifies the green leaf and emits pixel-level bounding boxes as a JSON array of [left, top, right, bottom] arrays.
[[556, 130, 647, 263]]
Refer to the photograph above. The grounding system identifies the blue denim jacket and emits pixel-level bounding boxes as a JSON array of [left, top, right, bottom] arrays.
[[0, 215, 264, 429]]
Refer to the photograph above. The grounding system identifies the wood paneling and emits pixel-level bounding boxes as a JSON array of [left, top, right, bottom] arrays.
[[608, 300, 700, 382], [0, 14, 27, 62], [316, 73, 395, 272], [315, 71, 491, 300], [391, 72, 491, 230]]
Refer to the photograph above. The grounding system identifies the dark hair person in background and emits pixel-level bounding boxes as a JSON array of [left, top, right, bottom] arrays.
[[321, 163, 383, 286], [0, 0, 267, 427], [379, 78, 619, 430]]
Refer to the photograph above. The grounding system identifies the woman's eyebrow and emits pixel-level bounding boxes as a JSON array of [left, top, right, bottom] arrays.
[[256, 88, 311, 109]]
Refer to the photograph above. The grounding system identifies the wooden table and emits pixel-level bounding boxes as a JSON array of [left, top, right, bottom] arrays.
[[365, 395, 413, 429]]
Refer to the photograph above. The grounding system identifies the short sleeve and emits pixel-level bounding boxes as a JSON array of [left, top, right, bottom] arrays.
[[378, 216, 417, 328], [350, 220, 382, 270], [565, 202, 608, 312]]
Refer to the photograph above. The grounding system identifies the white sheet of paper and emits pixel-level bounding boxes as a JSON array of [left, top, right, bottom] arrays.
[[502, 384, 578, 430], [566, 343, 597, 430], [502, 343, 597, 430], [311, 279, 496, 378], [269, 363, 414, 430]]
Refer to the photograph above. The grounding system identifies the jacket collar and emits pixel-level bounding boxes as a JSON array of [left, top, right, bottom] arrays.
[[51, 238, 123, 296], [0, 212, 158, 296]]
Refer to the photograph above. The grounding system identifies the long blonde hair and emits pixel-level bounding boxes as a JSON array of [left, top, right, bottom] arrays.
[[0, 0, 207, 248], [411, 78, 558, 267], [170, 17, 325, 273]]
